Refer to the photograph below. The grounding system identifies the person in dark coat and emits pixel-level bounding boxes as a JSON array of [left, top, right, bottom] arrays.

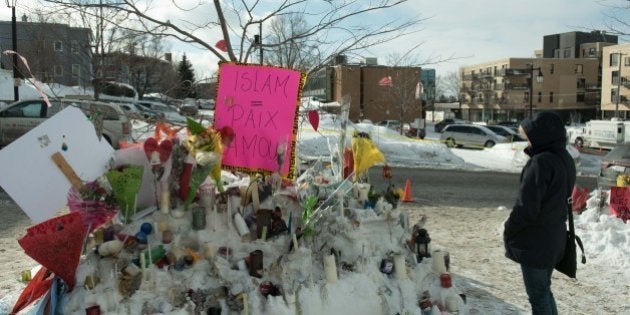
[[503, 111, 576, 315]]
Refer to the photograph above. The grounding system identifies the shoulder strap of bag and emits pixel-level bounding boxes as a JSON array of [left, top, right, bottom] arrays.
[[551, 152, 587, 265]]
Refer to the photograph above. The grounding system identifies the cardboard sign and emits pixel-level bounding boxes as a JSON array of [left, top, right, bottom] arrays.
[[609, 186, 630, 222], [214, 63, 305, 178], [0, 107, 114, 223]]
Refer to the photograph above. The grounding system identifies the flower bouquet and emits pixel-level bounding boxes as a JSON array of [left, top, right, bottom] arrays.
[[181, 118, 224, 210], [67, 177, 118, 232]]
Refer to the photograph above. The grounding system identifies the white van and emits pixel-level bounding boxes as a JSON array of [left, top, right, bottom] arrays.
[[574, 118, 627, 150]]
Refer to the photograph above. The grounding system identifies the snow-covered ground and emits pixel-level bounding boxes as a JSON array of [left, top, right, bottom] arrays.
[[1, 110, 627, 315]]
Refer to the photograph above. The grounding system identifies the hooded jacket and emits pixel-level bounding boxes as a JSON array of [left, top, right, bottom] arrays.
[[503, 111, 576, 269]]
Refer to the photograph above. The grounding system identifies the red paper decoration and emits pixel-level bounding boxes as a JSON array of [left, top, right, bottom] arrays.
[[308, 110, 319, 131], [18, 212, 87, 290]]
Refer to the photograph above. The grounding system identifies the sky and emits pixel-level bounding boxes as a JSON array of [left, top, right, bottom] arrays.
[[0, 110, 628, 314], [1, 0, 628, 81]]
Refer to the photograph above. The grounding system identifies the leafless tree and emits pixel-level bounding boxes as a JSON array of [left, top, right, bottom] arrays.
[[39, 0, 427, 75], [437, 71, 460, 101], [264, 12, 320, 72], [598, 0, 630, 39]]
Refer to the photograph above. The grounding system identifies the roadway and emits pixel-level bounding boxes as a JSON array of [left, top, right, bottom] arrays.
[[368, 167, 598, 208]]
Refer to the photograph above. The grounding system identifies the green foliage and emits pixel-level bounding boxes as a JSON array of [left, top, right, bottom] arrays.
[[176, 54, 196, 99], [301, 195, 318, 236]]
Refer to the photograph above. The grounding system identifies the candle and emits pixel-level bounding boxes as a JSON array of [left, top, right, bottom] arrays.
[[160, 187, 170, 214], [432, 250, 448, 274], [140, 251, 146, 281], [324, 254, 338, 283], [233, 212, 250, 237], [292, 233, 299, 250], [394, 254, 407, 279], [261, 226, 267, 241], [242, 293, 249, 315]]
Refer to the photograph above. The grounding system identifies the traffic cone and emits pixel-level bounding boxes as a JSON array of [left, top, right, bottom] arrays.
[[400, 179, 413, 202]]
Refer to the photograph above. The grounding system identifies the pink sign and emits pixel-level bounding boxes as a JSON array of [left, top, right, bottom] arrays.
[[214, 63, 305, 178]]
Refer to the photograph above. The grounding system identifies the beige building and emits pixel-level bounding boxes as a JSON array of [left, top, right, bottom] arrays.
[[601, 44, 630, 118], [460, 58, 600, 122]]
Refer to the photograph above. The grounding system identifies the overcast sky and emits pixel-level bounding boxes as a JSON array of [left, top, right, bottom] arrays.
[[1, 1, 628, 81]]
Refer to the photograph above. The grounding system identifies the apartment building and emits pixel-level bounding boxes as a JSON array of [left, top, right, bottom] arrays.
[[303, 56, 424, 123], [460, 31, 617, 123], [601, 44, 630, 119], [461, 58, 600, 122], [0, 16, 92, 88]]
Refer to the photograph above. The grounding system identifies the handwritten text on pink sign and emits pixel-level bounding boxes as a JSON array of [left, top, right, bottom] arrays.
[[214, 64, 301, 175]]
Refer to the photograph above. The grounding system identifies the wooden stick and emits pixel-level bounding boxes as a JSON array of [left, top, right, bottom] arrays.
[[51, 152, 83, 190]]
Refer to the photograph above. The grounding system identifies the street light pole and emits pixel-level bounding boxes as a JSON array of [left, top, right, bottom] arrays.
[[528, 65, 543, 118], [6, 0, 18, 101]]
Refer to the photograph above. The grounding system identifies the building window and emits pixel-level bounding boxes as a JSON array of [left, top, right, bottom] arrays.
[[613, 70, 620, 85], [71, 40, 79, 54], [577, 92, 585, 102], [611, 53, 620, 67], [71, 64, 80, 76], [611, 89, 618, 103], [577, 78, 586, 89], [625, 56, 630, 66], [549, 91, 554, 103], [54, 65, 63, 76], [588, 48, 596, 57], [575, 64, 583, 74], [563, 48, 571, 58], [550, 64, 555, 74], [538, 92, 542, 103], [54, 40, 63, 52]]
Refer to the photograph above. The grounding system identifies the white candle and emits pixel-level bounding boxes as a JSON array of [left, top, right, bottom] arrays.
[[148, 243, 153, 265], [242, 293, 248, 315], [233, 212, 250, 237], [394, 254, 407, 279], [292, 233, 299, 250], [140, 251, 146, 281], [357, 184, 370, 202], [324, 254, 338, 283], [160, 189, 170, 214], [432, 250, 447, 274]]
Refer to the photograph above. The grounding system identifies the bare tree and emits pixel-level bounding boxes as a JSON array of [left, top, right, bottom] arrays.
[[264, 13, 320, 72], [599, 0, 630, 39], [437, 71, 460, 100], [40, 0, 427, 75]]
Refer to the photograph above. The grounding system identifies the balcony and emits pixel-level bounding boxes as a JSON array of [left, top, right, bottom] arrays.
[[504, 68, 530, 76], [505, 83, 529, 90], [585, 83, 601, 90]]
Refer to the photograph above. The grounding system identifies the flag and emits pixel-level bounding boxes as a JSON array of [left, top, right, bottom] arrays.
[[215, 39, 228, 52], [351, 132, 385, 178], [378, 76, 393, 87]]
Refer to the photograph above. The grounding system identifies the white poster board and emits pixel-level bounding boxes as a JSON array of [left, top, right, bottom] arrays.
[[0, 106, 114, 223]]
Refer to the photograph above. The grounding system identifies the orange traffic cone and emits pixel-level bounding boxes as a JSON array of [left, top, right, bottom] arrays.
[[400, 179, 413, 202]]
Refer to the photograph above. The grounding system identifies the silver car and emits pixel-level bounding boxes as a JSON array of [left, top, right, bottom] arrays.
[[440, 124, 508, 148], [0, 98, 132, 149]]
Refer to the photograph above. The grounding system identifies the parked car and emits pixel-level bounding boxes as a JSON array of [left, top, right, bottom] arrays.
[[439, 124, 508, 149], [376, 120, 402, 132], [179, 98, 199, 116], [137, 100, 187, 125], [598, 143, 630, 189], [198, 99, 215, 110], [0, 98, 132, 149], [485, 125, 525, 142], [434, 118, 467, 133]]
